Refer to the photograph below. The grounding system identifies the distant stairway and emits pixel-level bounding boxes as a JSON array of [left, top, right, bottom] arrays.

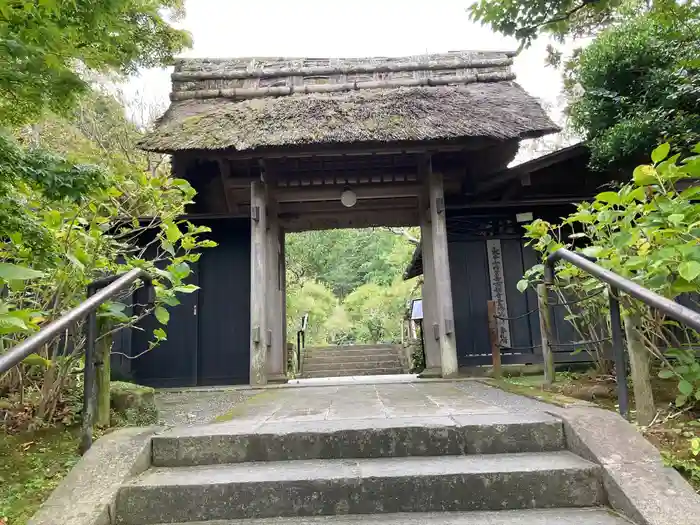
[[301, 344, 404, 378]]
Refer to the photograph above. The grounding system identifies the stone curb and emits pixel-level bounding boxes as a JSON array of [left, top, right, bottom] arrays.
[[548, 406, 700, 525], [28, 426, 162, 525]]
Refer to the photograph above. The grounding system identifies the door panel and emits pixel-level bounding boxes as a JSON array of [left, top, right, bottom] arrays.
[[131, 264, 199, 388], [197, 219, 251, 386]]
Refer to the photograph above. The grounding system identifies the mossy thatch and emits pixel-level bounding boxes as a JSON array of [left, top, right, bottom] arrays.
[[140, 51, 557, 154]]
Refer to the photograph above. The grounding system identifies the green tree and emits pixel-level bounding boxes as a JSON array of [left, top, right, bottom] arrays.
[[567, 7, 700, 168], [0, 0, 191, 125], [469, 0, 646, 49]]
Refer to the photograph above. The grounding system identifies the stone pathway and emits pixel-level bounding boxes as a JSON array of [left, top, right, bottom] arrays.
[[155, 388, 256, 426], [162, 378, 554, 431]]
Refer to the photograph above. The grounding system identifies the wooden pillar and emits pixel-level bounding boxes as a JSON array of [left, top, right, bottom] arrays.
[[250, 180, 268, 386], [281, 230, 288, 376], [419, 194, 442, 377], [425, 160, 459, 378], [624, 312, 655, 425], [267, 197, 286, 383]]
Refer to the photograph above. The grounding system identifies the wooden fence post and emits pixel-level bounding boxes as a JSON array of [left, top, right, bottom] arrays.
[[487, 300, 502, 378], [537, 283, 556, 385], [95, 320, 111, 428], [624, 312, 655, 425]]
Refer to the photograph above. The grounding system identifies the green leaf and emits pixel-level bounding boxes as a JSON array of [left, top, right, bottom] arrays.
[[0, 315, 30, 334], [679, 261, 700, 282], [633, 165, 657, 186], [676, 394, 688, 407], [173, 284, 199, 294], [516, 279, 529, 293], [678, 380, 694, 396], [651, 143, 671, 164], [668, 214, 684, 226], [658, 369, 675, 379], [595, 191, 620, 205], [153, 328, 167, 341], [163, 221, 182, 243], [154, 306, 170, 325], [22, 353, 52, 368], [0, 263, 45, 281], [581, 246, 603, 258]]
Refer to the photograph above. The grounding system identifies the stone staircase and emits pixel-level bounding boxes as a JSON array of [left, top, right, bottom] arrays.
[[113, 413, 630, 524], [301, 344, 404, 378]]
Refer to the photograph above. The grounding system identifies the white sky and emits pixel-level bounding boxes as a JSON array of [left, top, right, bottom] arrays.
[[127, 0, 565, 117]]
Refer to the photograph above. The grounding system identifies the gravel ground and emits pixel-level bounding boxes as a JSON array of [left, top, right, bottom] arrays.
[[155, 388, 256, 426]]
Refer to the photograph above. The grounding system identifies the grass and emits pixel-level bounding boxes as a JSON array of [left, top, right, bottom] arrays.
[[0, 427, 81, 525]]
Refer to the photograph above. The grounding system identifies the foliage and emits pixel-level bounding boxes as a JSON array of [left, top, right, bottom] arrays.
[[0, 427, 81, 525], [286, 228, 417, 298], [0, 0, 191, 125], [0, 92, 214, 427], [519, 142, 700, 406], [470, 0, 700, 169], [469, 0, 645, 48], [566, 5, 700, 169], [285, 228, 419, 347]]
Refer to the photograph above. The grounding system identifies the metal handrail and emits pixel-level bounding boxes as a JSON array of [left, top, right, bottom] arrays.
[[545, 248, 700, 418], [0, 268, 154, 452]]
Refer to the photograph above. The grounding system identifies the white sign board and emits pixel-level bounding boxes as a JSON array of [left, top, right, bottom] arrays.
[[486, 239, 512, 348]]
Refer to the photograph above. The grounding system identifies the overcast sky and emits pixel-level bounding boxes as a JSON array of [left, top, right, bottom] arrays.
[[127, 0, 565, 117]]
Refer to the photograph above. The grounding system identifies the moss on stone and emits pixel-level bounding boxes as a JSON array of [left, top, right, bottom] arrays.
[[110, 381, 158, 427]]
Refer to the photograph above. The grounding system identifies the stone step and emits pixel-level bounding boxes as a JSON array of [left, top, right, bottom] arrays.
[[152, 413, 565, 467], [303, 359, 402, 372], [304, 354, 401, 365], [115, 452, 603, 524], [304, 347, 401, 359], [148, 508, 630, 525], [302, 367, 404, 378], [308, 344, 398, 352]]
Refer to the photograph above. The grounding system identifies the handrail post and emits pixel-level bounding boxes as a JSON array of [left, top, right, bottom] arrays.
[[486, 300, 502, 378], [608, 286, 629, 419], [537, 283, 556, 385], [80, 285, 98, 454]]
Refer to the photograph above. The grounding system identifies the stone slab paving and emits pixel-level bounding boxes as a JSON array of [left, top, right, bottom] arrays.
[[173, 379, 554, 430]]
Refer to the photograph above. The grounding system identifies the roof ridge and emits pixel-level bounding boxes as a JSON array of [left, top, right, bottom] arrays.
[[171, 71, 516, 102], [172, 51, 516, 82]]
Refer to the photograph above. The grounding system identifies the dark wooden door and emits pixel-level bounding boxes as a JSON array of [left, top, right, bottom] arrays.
[[131, 263, 200, 387], [196, 218, 251, 386]]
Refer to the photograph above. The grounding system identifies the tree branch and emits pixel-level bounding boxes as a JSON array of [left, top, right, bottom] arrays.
[[526, 0, 599, 32]]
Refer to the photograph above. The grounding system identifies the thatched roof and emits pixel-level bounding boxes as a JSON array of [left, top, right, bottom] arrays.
[[140, 51, 558, 154]]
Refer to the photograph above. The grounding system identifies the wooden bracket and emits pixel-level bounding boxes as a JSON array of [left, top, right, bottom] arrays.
[[251, 206, 260, 222], [444, 318, 454, 335], [435, 196, 445, 214], [266, 329, 272, 347], [432, 323, 440, 341], [252, 326, 260, 343]]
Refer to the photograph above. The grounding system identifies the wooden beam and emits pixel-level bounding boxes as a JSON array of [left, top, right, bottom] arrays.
[[279, 197, 417, 216], [426, 158, 459, 378], [250, 180, 268, 386], [281, 209, 418, 232], [275, 182, 422, 203], [176, 137, 499, 161]]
